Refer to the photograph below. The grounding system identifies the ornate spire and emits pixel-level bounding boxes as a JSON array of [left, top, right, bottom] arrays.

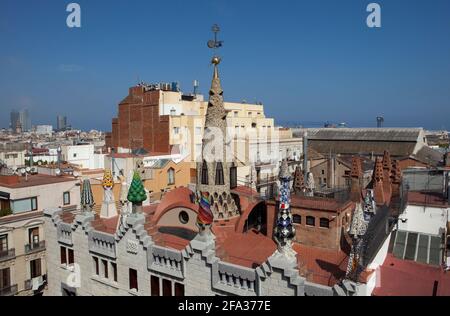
[[293, 165, 305, 194], [196, 24, 238, 221], [81, 179, 94, 213], [273, 159, 297, 261]]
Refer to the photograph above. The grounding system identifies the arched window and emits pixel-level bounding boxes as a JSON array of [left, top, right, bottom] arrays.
[[306, 216, 315, 227], [320, 218, 330, 229], [215, 162, 224, 185], [293, 215, 301, 224], [167, 168, 175, 185], [201, 161, 208, 185], [230, 163, 237, 189]]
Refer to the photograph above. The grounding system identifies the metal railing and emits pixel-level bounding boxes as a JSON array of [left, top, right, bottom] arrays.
[[24, 279, 32, 291], [24, 274, 47, 292], [0, 248, 16, 262], [25, 241, 46, 254], [0, 284, 18, 296]]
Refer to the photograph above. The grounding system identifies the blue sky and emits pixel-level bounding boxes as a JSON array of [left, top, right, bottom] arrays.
[[1, 0, 450, 131]]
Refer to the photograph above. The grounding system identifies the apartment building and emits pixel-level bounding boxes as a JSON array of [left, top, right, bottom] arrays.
[[0, 169, 80, 296]]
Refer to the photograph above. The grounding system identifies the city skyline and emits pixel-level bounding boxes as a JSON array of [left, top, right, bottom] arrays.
[[1, 0, 450, 131]]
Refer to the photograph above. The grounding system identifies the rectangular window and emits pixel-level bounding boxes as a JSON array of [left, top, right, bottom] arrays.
[[163, 279, 172, 296], [0, 268, 11, 289], [175, 283, 185, 296], [0, 235, 7, 252], [173, 127, 180, 135], [93, 257, 99, 275], [168, 168, 175, 185], [11, 197, 38, 214], [234, 111, 238, 117], [29, 227, 39, 245], [30, 258, 42, 278], [151, 275, 160, 296], [111, 262, 117, 282], [320, 218, 330, 229], [306, 216, 315, 227], [63, 192, 71, 206], [129, 269, 138, 291], [102, 260, 108, 279], [60, 246, 67, 265], [68, 249, 74, 265]]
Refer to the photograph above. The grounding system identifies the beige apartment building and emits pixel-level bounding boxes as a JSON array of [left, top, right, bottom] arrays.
[[0, 170, 80, 296], [0, 150, 26, 168]]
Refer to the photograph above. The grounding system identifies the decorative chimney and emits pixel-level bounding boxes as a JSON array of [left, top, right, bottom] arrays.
[[273, 159, 297, 262], [382, 151, 392, 203], [100, 169, 118, 219], [293, 165, 305, 194], [350, 156, 363, 202], [372, 158, 386, 206], [80, 179, 95, 214], [127, 171, 147, 215]]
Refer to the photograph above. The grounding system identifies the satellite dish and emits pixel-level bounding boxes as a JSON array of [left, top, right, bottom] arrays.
[[73, 171, 80, 178], [20, 169, 26, 175], [12, 166, 17, 172], [55, 169, 61, 176], [26, 167, 31, 173]]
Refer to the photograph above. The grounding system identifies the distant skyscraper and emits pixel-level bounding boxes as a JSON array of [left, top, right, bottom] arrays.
[[57, 115, 67, 131], [10, 110, 19, 130], [20, 109, 31, 132], [10, 109, 31, 132]]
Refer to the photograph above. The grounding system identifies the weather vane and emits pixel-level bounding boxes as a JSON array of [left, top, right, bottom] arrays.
[[207, 24, 223, 65]]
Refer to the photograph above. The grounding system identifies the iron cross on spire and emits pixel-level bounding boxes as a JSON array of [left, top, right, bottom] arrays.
[[207, 24, 224, 65]]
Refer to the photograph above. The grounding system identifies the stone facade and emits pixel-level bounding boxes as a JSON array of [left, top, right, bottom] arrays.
[[43, 208, 334, 296]]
